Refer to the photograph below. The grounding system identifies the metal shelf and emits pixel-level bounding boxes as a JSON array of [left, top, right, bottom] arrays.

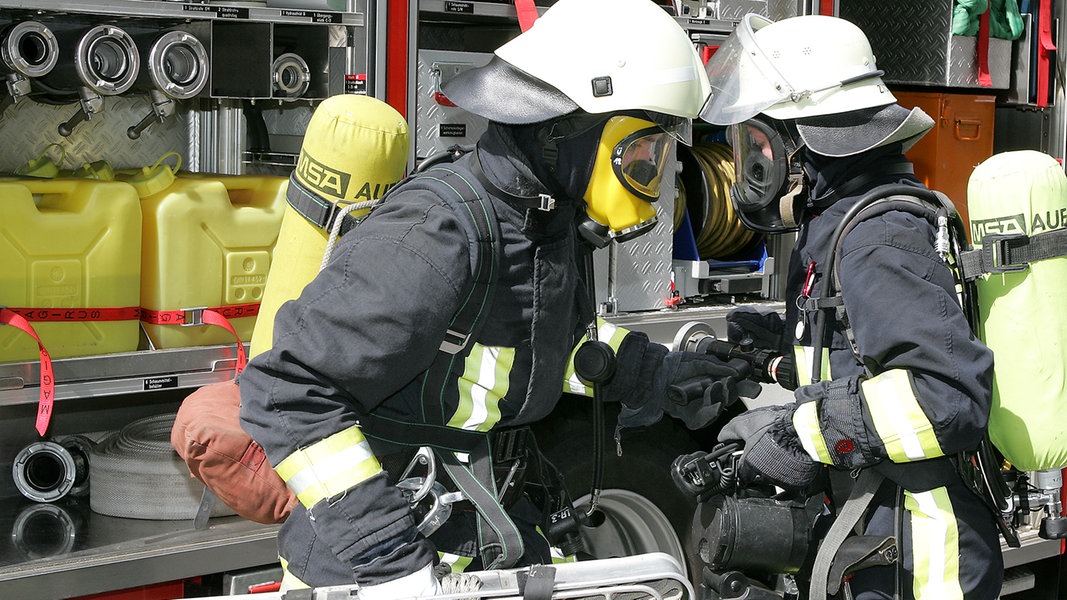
[[0, 0, 361, 26], [0, 345, 244, 407], [0, 498, 280, 600]]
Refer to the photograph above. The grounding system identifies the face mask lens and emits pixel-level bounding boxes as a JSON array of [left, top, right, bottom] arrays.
[[728, 117, 806, 233], [615, 129, 673, 201]]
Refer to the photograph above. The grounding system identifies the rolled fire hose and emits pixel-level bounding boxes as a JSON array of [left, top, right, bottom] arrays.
[[681, 142, 758, 260], [89, 413, 236, 520]]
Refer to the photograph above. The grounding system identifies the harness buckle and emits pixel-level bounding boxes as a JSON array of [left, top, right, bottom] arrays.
[[439, 328, 471, 354], [179, 307, 208, 326], [537, 193, 556, 211], [981, 233, 1029, 274]]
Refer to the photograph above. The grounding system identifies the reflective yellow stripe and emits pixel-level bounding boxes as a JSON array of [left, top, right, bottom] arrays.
[[793, 401, 833, 464], [861, 369, 944, 461], [906, 488, 963, 600], [274, 425, 382, 507], [449, 344, 513, 431], [279, 556, 309, 591], [438, 552, 474, 573], [793, 345, 831, 386], [564, 319, 630, 396]]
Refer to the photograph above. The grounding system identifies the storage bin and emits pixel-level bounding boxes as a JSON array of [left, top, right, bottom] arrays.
[[894, 90, 997, 236], [839, 0, 1013, 89]]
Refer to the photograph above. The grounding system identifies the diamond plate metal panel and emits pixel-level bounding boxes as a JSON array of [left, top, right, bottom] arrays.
[[839, 0, 1011, 89], [415, 50, 492, 161], [0, 95, 190, 173]]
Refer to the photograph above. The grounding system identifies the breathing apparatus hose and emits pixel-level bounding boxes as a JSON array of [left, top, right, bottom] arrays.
[[684, 142, 758, 260], [810, 184, 965, 382]]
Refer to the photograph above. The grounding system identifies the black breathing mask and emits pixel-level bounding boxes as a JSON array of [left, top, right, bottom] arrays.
[[728, 117, 809, 234]]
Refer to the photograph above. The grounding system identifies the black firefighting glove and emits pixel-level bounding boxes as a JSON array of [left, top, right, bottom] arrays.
[[717, 403, 821, 493], [610, 332, 762, 432], [726, 305, 786, 350]]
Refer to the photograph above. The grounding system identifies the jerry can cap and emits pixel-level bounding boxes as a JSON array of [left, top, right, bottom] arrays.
[[128, 152, 181, 197], [16, 143, 65, 179]]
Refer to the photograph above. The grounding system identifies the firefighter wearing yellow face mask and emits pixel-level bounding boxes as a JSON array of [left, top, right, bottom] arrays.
[[239, 0, 762, 597]]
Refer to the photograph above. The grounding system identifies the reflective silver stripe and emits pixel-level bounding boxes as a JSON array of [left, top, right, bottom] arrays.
[[906, 487, 963, 600], [449, 344, 513, 432], [793, 401, 833, 463], [438, 552, 474, 573], [565, 320, 629, 395], [862, 369, 944, 461], [279, 556, 309, 591], [793, 344, 831, 386], [274, 425, 382, 507]]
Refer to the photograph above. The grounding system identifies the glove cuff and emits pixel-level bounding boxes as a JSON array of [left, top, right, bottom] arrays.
[[793, 378, 878, 470]]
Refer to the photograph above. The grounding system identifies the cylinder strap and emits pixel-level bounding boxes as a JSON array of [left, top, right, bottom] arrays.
[[0, 308, 55, 436]]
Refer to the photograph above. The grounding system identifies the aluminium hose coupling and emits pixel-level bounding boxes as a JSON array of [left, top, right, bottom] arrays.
[[74, 25, 140, 96], [272, 52, 310, 99], [144, 30, 209, 100], [12, 435, 95, 503], [0, 21, 59, 79]]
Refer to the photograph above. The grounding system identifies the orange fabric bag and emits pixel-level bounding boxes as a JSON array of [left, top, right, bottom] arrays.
[[171, 380, 296, 524]]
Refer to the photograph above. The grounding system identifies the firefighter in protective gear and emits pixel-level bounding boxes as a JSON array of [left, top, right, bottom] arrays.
[[704, 14, 1002, 600], [239, 0, 757, 595]]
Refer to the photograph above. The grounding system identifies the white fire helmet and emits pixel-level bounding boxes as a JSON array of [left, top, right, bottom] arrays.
[[701, 14, 895, 126], [442, 0, 712, 141]]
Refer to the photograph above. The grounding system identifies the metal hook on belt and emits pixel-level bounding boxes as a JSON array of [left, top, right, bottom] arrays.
[[398, 446, 436, 504]]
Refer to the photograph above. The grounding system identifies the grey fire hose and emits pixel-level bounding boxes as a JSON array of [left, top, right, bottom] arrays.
[[89, 413, 235, 520]]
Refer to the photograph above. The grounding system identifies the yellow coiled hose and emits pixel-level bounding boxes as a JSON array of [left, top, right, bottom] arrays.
[[676, 142, 757, 260]]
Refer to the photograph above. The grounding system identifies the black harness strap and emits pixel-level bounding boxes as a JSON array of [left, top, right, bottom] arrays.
[[959, 228, 1067, 281], [414, 165, 501, 424], [285, 174, 364, 237], [436, 440, 525, 569]]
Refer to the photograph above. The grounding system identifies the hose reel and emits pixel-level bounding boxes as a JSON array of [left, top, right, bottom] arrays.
[[677, 141, 759, 260]]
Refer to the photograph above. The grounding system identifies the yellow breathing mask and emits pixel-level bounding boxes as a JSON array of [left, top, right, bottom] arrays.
[[579, 115, 675, 247]]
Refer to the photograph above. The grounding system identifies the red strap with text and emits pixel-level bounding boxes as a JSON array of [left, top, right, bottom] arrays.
[[514, 0, 538, 32], [1037, 0, 1057, 107], [1, 308, 56, 436], [140, 303, 259, 374]]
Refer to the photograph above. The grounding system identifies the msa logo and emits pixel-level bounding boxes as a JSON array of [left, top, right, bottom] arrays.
[[297, 152, 398, 201], [971, 213, 1025, 244], [297, 153, 351, 198]]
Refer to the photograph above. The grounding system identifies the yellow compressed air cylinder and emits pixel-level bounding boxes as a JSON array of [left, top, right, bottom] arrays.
[[968, 150, 1067, 471], [248, 95, 410, 359]]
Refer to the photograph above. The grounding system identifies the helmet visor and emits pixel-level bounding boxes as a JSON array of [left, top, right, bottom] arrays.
[[612, 126, 675, 202], [700, 14, 794, 126]]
